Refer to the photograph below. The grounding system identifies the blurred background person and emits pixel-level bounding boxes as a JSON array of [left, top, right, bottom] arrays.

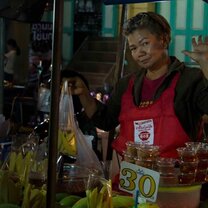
[[4, 38, 21, 83]]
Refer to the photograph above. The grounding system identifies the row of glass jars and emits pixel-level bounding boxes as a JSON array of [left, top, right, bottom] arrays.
[[123, 141, 208, 185]]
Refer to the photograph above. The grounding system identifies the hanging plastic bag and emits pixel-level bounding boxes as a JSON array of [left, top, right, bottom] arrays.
[[58, 80, 77, 158], [74, 125, 103, 174], [58, 80, 103, 174]]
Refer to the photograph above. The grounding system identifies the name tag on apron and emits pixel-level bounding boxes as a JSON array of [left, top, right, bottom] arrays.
[[134, 119, 154, 144]]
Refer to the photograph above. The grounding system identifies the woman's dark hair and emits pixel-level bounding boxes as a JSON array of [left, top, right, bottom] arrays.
[[123, 12, 171, 47], [61, 69, 89, 89], [61, 69, 89, 114], [7, 38, 21, 55]]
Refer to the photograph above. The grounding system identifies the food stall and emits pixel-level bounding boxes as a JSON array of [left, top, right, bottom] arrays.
[[1, 0, 208, 208]]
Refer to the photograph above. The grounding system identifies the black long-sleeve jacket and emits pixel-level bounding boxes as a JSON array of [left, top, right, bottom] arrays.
[[92, 56, 208, 141]]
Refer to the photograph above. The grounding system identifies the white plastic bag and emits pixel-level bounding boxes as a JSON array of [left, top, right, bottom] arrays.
[[59, 81, 75, 131], [59, 81, 103, 173], [58, 81, 77, 157]]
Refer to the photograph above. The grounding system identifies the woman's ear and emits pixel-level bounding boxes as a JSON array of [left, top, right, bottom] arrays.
[[163, 35, 169, 49], [158, 39, 167, 49], [161, 40, 168, 49], [159, 34, 168, 49], [163, 42, 168, 49]]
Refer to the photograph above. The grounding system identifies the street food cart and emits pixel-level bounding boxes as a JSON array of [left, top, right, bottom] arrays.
[[1, 0, 208, 207]]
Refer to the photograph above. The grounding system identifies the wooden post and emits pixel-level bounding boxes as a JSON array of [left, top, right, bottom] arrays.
[[0, 18, 5, 114], [114, 4, 128, 83], [106, 4, 128, 161], [46, 0, 63, 207]]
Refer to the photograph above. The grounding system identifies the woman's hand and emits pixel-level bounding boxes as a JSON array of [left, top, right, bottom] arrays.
[[64, 77, 89, 96], [63, 77, 97, 118], [183, 36, 208, 79]]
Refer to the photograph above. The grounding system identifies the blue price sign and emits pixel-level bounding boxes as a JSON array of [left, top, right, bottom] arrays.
[[103, 0, 170, 5], [119, 161, 160, 202]]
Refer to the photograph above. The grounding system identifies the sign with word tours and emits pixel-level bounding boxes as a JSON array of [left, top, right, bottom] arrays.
[[28, 22, 52, 87]]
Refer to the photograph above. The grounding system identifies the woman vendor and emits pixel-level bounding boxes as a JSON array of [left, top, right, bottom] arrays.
[[67, 12, 208, 159]]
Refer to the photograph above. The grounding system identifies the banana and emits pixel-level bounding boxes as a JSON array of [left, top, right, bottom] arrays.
[[15, 152, 25, 178], [29, 188, 42, 206], [0, 171, 9, 203], [96, 184, 109, 208], [31, 195, 43, 208], [26, 188, 46, 208], [96, 189, 104, 208], [0, 171, 4, 203], [40, 189, 47, 208], [9, 152, 17, 172], [58, 130, 77, 157], [59, 195, 82, 207], [86, 187, 98, 208], [7, 178, 22, 205], [22, 183, 31, 208], [101, 200, 109, 208], [0, 171, 22, 204], [85, 178, 113, 208], [72, 197, 88, 208], [0, 204, 20, 208], [23, 151, 33, 186], [112, 195, 134, 208]]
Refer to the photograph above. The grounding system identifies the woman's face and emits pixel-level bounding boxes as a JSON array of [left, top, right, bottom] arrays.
[[127, 28, 168, 71]]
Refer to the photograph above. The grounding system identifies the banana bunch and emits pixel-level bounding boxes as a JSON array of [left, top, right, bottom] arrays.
[[85, 181, 113, 208], [0, 170, 22, 205], [22, 183, 46, 208], [8, 150, 34, 184], [0, 146, 50, 208], [58, 129, 77, 157], [55, 191, 135, 208], [71, 194, 134, 208]]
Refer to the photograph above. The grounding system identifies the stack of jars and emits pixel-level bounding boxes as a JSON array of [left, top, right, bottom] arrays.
[[177, 142, 208, 184], [123, 141, 160, 170], [123, 141, 208, 186], [156, 157, 178, 185]]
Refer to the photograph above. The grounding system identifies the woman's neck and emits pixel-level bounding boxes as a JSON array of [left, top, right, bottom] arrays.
[[146, 56, 170, 80]]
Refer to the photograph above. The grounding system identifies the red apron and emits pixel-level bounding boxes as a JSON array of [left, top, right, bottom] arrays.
[[112, 73, 190, 158]]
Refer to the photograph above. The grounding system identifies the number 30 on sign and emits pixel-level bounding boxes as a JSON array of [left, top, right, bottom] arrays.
[[119, 161, 160, 202]]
